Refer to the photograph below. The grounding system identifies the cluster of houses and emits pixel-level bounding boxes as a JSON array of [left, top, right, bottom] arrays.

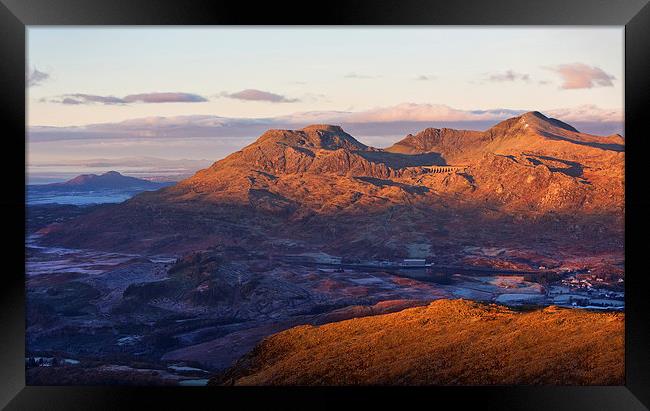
[[560, 275, 623, 294], [554, 276, 624, 309]]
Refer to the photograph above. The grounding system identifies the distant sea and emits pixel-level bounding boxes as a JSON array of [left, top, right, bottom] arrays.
[[27, 166, 184, 205], [28, 169, 186, 185], [26, 162, 200, 185], [27, 190, 136, 205]]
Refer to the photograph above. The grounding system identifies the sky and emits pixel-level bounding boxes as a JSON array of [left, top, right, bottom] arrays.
[[27, 27, 624, 181]]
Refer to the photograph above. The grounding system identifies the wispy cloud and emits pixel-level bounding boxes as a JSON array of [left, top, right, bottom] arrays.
[[344, 73, 376, 79], [545, 104, 622, 123], [220, 89, 299, 103], [27, 68, 50, 87], [42, 92, 208, 105], [484, 70, 531, 83], [30, 156, 212, 169], [55, 94, 125, 105], [122, 92, 207, 103], [414, 75, 435, 81], [546, 63, 615, 89]]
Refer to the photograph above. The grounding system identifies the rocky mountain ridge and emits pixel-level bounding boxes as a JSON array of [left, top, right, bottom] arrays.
[[38, 112, 624, 258]]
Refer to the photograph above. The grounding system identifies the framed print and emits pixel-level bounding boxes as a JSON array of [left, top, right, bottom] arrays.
[[1, 0, 649, 409]]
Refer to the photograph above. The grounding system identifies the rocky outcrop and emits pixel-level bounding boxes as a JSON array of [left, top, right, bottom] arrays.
[[385, 127, 483, 160]]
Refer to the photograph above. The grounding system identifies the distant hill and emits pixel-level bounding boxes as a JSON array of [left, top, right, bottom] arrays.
[[212, 299, 624, 385], [30, 171, 173, 192]]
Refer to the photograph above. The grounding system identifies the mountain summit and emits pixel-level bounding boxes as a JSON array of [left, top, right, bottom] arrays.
[[254, 124, 369, 151], [519, 111, 579, 132], [387, 111, 624, 163]]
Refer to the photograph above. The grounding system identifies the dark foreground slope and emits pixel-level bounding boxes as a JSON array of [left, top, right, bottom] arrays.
[[213, 299, 624, 386]]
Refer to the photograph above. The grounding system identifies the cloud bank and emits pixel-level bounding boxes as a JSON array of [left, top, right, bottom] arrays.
[[123, 92, 208, 103], [44, 92, 208, 105], [547, 63, 615, 89], [221, 89, 299, 103], [29, 103, 623, 143], [341, 103, 527, 123]]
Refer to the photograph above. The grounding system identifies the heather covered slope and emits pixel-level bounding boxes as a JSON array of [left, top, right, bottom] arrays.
[[39, 112, 624, 257], [213, 299, 624, 386]]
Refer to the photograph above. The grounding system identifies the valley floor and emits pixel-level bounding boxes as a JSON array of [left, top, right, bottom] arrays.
[[25, 234, 624, 386]]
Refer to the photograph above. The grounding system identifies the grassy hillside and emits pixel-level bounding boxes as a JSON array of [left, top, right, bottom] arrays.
[[213, 299, 623, 385]]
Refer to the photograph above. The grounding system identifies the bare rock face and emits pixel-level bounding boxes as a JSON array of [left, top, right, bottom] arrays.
[[40, 113, 624, 257], [385, 127, 483, 159]]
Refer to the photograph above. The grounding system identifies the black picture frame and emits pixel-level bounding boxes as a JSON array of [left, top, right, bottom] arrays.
[[1, 0, 649, 409]]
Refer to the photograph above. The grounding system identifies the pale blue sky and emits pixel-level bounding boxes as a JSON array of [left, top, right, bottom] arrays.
[[28, 27, 623, 126]]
